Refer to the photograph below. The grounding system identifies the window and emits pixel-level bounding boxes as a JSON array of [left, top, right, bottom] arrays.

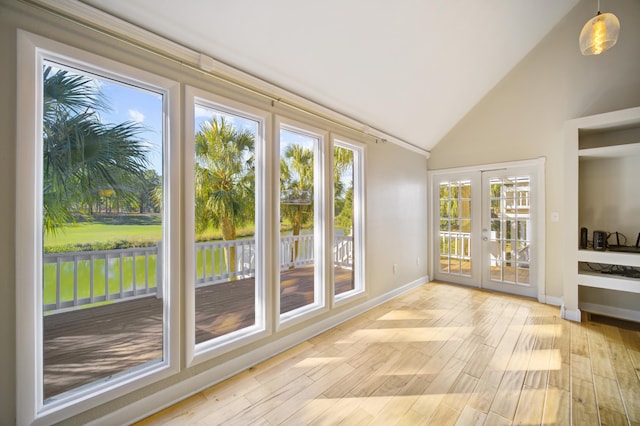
[[17, 32, 179, 423], [16, 29, 368, 425], [278, 119, 327, 324], [332, 138, 365, 301], [185, 87, 268, 363]]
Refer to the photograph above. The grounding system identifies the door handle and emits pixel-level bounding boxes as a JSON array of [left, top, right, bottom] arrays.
[[482, 236, 488, 241]]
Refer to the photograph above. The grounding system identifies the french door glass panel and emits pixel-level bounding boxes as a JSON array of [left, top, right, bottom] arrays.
[[439, 179, 473, 277], [192, 103, 261, 345], [41, 61, 166, 400], [482, 169, 536, 297]]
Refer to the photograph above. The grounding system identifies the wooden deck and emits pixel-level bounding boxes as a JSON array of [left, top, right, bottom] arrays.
[[43, 266, 354, 399]]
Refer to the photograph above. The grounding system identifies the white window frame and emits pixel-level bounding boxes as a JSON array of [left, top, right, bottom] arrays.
[[16, 31, 180, 425], [331, 135, 366, 305], [276, 116, 328, 329], [184, 86, 271, 365]]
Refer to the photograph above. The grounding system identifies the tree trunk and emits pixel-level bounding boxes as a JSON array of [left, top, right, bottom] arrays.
[[292, 214, 302, 268], [221, 215, 237, 277]]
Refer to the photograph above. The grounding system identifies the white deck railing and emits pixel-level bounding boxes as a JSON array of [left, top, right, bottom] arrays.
[[45, 235, 353, 313], [43, 244, 161, 312]]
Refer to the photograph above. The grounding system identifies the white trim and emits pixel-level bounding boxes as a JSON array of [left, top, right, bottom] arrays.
[[16, 30, 181, 425], [331, 134, 367, 305], [184, 86, 271, 367], [542, 295, 563, 307], [85, 276, 428, 426], [579, 302, 640, 323], [275, 116, 330, 330], [28, 0, 429, 157], [428, 158, 546, 301], [428, 158, 546, 176], [563, 107, 640, 322], [560, 304, 582, 322]]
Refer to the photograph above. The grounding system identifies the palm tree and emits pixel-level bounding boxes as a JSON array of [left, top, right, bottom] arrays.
[[42, 65, 150, 233], [333, 146, 354, 234], [194, 116, 255, 272], [280, 144, 314, 262]]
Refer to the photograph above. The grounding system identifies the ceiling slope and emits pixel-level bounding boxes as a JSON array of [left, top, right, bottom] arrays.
[[81, 0, 580, 152]]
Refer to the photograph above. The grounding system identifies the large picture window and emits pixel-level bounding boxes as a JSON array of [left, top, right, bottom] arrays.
[[333, 138, 365, 301], [16, 29, 367, 425], [278, 120, 326, 323], [185, 87, 268, 363], [17, 32, 179, 423]]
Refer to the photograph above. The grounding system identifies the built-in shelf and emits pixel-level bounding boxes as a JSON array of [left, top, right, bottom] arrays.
[[564, 106, 640, 322], [578, 249, 640, 294], [578, 249, 640, 268], [578, 271, 640, 294], [578, 142, 640, 158]]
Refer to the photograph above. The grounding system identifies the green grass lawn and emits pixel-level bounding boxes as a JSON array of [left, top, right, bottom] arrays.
[[45, 215, 162, 251], [43, 214, 263, 312]]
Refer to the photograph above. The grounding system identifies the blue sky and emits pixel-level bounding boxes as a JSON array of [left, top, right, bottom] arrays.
[[45, 63, 352, 184], [99, 82, 164, 174]]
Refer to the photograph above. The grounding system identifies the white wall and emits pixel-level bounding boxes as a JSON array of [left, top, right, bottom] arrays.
[[0, 1, 427, 424], [579, 156, 640, 241], [427, 0, 640, 304]]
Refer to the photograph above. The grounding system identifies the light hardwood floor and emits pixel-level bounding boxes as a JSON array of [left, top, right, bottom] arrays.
[[135, 281, 640, 425]]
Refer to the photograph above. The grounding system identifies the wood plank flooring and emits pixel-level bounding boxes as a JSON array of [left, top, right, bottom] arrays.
[[135, 281, 640, 426]]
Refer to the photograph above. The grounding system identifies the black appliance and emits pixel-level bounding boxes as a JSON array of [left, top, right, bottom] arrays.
[[593, 230, 607, 251]]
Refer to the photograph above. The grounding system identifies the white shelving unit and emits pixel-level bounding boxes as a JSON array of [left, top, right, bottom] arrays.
[[578, 142, 640, 158], [578, 249, 640, 294], [563, 106, 640, 322]]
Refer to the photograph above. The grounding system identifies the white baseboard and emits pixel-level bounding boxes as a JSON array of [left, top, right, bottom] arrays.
[[560, 304, 582, 322], [542, 295, 563, 307], [88, 276, 429, 426], [580, 302, 640, 323]]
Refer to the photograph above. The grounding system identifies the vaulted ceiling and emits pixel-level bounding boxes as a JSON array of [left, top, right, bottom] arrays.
[[81, 0, 580, 152]]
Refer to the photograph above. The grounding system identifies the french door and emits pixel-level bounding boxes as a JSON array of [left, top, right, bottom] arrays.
[[432, 162, 542, 298]]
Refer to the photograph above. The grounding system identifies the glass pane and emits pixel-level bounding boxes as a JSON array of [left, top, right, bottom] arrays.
[[439, 183, 449, 199], [280, 129, 318, 314], [451, 219, 461, 232], [439, 255, 450, 273], [450, 257, 461, 274], [491, 261, 502, 281], [460, 181, 471, 198], [334, 145, 355, 296], [461, 258, 472, 276], [490, 199, 501, 217], [440, 219, 449, 232], [517, 220, 528, 240], [461, 219, 471, 233], [450, 185, 459, 199], [440, 201, 450, 218], [517, 267, 530, 284], [460, 200, 471, 219], [439, 235, 448, 253], [193, 105, 259, 344], [491, 219, 502, 239], [42, 62, 164, 399]]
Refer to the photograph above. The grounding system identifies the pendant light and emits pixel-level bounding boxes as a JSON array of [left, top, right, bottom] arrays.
[[579, 0, 620, 55]]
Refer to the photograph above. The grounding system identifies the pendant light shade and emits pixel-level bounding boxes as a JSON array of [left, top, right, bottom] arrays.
[[579, 5, 620, 56]]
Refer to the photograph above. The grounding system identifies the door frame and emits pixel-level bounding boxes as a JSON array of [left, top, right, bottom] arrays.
[[428, 158, 546, 302]]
